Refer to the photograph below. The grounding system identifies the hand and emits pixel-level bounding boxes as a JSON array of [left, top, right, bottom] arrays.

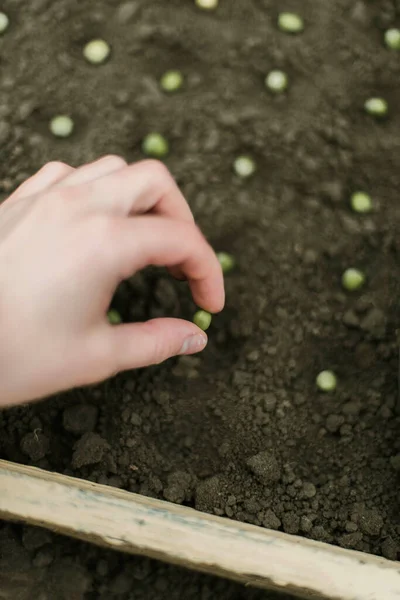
[[0, 156, 224, 406]]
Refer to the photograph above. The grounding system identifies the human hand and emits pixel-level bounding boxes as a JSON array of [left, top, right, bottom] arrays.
[[0, 156, 224, 406]]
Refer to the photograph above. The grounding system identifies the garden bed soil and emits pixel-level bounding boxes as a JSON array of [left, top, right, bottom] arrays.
[[1, 0, 400, 598]]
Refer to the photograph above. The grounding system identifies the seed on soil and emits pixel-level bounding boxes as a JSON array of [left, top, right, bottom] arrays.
[[342, 268, 366, 291], [193, 310, 212, 331], [364, 97, 388, 118], [233, 155, 256, 178], [83, 39, 111, 65], [278, 12, 304, 34], [316, 370, 337, 392], [0, 12, 9, 33], [350, 191, 373, 214], [384, 28, 400, 50], [195, 0, 218, 10], [107, 309, 122, 325], [160, 70, 184, 92], [216, 252, 235, 274], [142, 132, 169, 158], [265, 70, 288, 93], [49, 115, 74, 138]]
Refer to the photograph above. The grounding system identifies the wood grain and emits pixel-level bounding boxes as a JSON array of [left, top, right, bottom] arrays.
[[1, 459, 399, 599]]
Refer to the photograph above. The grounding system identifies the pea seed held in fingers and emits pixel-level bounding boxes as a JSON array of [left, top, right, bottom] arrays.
[[160, 70, 184, 93], [384, 28, 400, 51], [142, 133, 169, 158], [0, 12, 9, 34], [364, 97, 388, 118], [350, 191, 373, 214], [316, 370, 337, 392], [49, 115, 74, 138], [233, 155, 256, 178], [265, 70, 288, 94], [217, 252, 235, 274], [342, 268, 365, 292], [278, 12, 304, 34], [83, 39, 111, 65], [193, 310, 212, 331], [107, 309, 122, 325]]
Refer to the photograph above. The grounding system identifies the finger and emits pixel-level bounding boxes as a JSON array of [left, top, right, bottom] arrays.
[[78, 159, 194, 222], [8, 161, 74, 202], [107, 318, 208, 372], [79, 159, 194, 281], [110, 216, 225, 313], [57, 155, 127, 188]]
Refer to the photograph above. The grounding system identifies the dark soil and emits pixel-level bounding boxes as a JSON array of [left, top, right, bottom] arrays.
[[1, 0, 400, 597]]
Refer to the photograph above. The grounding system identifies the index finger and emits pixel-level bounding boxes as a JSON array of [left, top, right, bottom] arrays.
[[79, 159, 194, 222], [110, 216, 225, 313]]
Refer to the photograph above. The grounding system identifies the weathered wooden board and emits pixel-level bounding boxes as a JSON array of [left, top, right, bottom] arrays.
[[0, 459, 399, 599]]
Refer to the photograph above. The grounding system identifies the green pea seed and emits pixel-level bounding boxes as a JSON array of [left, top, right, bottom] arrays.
[[384, 28, 400, 51], [0, 12, 9, 34], [350, 191, 373, 214], [364, 97, 388, 118], [195, 0, 218, 9], [342, 268, 365, 292], [265, 70, 288, 93], [233, 155, 256, 178], [193, 310, 212, 331], [160, 70, 184, 93], [278, 12, 304, 34], [49, 115, 74, 138], [107, 309, 122, 325], [142, 133, 169, 158], [83, 39, 111, 65], [217, 252, 235, 274], [316, 370, 337, 392]]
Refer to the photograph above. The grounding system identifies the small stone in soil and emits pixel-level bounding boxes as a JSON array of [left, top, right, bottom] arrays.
[[246, 450, 281, 484], [262, 509, 281, 530], [20, 431, 50, 461], [71, 432, 110, 469], [163, 471, 193, 504], [325, 414, 344, 433], [357, 508, 384, 536]]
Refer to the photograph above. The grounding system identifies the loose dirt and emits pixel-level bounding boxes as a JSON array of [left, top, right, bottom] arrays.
[[1, 0, 400, 597]]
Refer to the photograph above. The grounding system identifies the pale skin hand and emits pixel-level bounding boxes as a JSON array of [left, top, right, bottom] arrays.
[[0, 156, 225, 407]]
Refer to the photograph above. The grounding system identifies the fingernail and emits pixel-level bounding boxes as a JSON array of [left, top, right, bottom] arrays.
[[180, 334, 208, 355]]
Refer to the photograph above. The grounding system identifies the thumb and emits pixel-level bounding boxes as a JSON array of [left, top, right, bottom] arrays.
[[107, 318, 208, 371]]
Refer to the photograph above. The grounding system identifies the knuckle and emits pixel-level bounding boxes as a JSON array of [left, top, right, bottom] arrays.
[[140, 159, 171, 179], [101, 154, 127, 169], [41, 160, 71, 178]]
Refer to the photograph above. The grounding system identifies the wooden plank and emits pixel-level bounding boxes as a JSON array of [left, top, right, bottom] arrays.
[[0, 459, 399, 600]]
